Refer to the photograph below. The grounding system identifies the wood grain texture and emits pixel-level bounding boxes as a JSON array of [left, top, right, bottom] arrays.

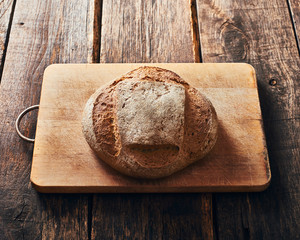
[[0, 0, 15, 77], [100, 0, 194, 63], [92, 1, 214, 239], [0, 0, 94, 239], [92, 193, 212, 240], [31, 63, 270, 192], [196, 0, 300, 239]]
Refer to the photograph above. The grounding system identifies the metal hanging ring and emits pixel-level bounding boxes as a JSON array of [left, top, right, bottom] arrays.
[[15, 105, 39, 143]]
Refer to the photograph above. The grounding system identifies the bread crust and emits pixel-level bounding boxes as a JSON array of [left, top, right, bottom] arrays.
[[82, 66, 218, 178]]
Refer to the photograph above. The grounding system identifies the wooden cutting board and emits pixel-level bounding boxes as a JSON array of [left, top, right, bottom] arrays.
[[31, 63, 271, 193]]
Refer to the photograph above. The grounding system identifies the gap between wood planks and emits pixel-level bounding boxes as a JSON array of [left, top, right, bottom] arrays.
[[190, 0, 202, 63], [286, 0, 300, 56], [190, 0, 216, 239], [89, 0, 103, 239], [0, 0, 17, 83], [92, 0, 103, 63], [190, 0, 218, 239]]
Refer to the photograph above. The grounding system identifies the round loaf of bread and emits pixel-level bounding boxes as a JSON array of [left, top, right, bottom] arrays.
[[82, 66, 218, 178]]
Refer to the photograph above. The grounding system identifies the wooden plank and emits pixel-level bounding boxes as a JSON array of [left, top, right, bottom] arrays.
[[197, 0, 299, 121], [92, 1, 214, 239], [0, 0, 94, 239], [196, 0, 300, 239], [0, 0, 15, 76], [99, 0, 194, 63], [31, 63, 270, 193]]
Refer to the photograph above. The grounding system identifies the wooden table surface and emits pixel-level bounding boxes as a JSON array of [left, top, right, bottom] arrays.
[[0, 0, 299, 239]]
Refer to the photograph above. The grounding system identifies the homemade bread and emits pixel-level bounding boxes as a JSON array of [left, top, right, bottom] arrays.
[[82, 66, 218, 178]]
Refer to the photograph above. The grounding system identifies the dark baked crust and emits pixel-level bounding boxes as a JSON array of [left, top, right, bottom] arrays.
[[109, 66, 189, 88], [83, 66, 218, 178], [92, 86, 120, 157]]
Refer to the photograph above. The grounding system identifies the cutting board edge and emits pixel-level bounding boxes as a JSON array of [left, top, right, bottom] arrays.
[[30, 175, 271, 193]]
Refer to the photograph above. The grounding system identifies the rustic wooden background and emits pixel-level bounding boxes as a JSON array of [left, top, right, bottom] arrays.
[[0, 0, 299, 239]]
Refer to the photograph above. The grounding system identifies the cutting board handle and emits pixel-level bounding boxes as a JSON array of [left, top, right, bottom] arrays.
[[15, 105, 39, 143]]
